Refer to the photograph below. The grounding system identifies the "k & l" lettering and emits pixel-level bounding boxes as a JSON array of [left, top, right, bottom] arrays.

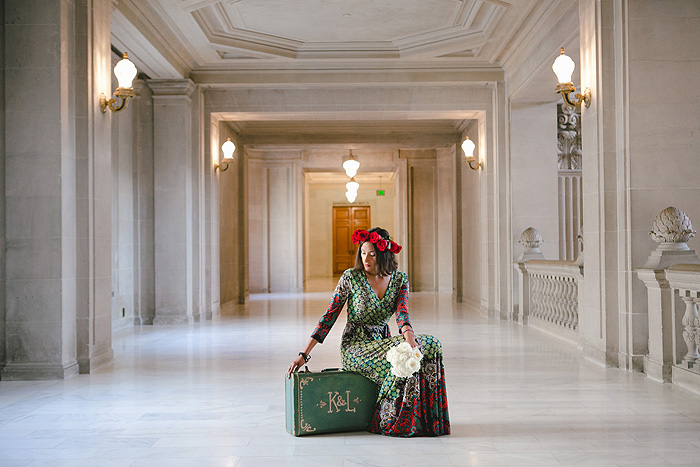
[[327, 391, 357, 413]]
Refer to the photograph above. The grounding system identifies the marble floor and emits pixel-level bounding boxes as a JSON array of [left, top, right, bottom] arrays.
[[2, 285, 700, 466]]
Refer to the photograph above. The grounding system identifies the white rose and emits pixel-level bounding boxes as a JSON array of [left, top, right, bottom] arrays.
[[398, 342, 412, 353], [411, 348, 423, 360], [406, 357, 420, 374]]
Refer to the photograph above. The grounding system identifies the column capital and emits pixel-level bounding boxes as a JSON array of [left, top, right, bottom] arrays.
[[148, 79, 196, 98]]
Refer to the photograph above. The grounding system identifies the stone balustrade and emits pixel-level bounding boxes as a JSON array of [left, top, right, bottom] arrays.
[[514, 228, 583, 345], [666, 265, 700, 384], [528, 262, 581, 330], [638, 207, 700, 393]]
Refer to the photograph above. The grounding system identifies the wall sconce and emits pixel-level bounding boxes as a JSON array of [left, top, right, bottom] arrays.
[[215, 138, 236, 173], [552, 48, 591, 108], [461, 137, 482, 171], [343, 150, 360, 178], [100, 53, 138, 113]]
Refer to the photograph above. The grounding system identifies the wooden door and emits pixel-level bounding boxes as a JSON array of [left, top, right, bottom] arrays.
[[332, 206, 370, 275]]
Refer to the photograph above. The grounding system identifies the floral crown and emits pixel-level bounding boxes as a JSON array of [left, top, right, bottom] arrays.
[[352, 229, 402, 254]]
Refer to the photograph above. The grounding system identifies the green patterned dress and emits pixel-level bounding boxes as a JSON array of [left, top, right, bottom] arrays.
[[311, 268, 450, 437]]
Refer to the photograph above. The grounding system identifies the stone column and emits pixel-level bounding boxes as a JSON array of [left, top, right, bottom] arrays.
[[0, 0, 7, 370], [149, 79, 196, 324], [578, 0, 622, 367], [3, 0, 112, 379], [75, 0, 113, 373], [132, 80, 155, 325]]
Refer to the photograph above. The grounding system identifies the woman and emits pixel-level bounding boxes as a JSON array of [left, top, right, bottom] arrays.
[[287, 227, 450, 437]]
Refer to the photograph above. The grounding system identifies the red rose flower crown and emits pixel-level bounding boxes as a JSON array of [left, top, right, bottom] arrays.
[[352, 229, 402, 254]]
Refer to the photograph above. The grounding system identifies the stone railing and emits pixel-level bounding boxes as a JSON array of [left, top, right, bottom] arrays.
[[638, 207, 700, 392], [527, 262, 582, 330], [667, 265, 700, 377], [514, 228, 583, 344]]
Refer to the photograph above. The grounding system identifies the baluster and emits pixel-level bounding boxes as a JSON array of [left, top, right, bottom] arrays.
[[681, 295, 700, 367], [530, 275, 539, 319], [537, 274, 546, 320], [571, 279, 579, 329], [562, 278, 571, 328], [547, 276, 556, 324], [549, 276, 557, 323], [555, 277, 565, 326], [542, 275, 551, 322], [569, 278, 576, 329], [551, 276, 559, 323]]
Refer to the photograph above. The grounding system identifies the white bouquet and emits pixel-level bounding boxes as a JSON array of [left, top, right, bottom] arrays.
[[386, 341, 423, 378]]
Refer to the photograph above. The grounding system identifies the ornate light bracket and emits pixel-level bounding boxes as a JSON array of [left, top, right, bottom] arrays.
[[100, 52, 138, 114], [553, 48, 591, 109], [100, 87, 135, 113], [555, 82, 591, 109]]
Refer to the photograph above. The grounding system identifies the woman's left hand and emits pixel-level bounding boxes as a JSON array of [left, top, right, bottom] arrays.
[[403, 329, 418, 348]]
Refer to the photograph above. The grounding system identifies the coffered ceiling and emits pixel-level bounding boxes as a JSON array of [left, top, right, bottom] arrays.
[[112, 0, 575, 139], [114, 0, 573, 73]]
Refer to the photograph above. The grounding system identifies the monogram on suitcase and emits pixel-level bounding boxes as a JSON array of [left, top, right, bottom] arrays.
[[285, 367, 379, 436]]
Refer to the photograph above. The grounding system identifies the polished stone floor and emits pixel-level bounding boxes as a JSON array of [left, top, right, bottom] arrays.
[[2, 282, 700, 466]]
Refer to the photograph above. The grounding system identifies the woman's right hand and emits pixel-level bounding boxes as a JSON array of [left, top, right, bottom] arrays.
[[287, 354, 307, 378]]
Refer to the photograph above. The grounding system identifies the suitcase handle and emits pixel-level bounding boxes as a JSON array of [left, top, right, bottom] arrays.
[[297, 366, 343, 373]]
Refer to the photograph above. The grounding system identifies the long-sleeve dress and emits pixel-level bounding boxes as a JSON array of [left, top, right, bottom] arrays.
[[311, 268, 450, 437]]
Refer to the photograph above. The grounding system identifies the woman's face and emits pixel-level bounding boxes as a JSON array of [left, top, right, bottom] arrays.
[[360, 242, 378, 275]]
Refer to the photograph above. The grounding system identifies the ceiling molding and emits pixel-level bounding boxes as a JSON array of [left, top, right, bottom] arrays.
[[192, 67, 503, 87], [115, 0, 197, 76], [111, 10, 182, 79]]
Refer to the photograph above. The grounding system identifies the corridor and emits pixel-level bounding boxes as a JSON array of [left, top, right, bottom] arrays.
[[1, 288, 700, 466]]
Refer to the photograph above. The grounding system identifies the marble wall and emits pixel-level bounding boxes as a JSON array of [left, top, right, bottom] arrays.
[[459, 126, 480, 305], [626, 0, 700, 365], [305, 181, 396, 281], [110, 53, 136, 332], [218, 122, 245, 306], [510, 102, 560, 314], [247, 155, 301, 293], [405, 150, 451, 292], [108, 76, 156, 329], [576, 0, 700, 369]]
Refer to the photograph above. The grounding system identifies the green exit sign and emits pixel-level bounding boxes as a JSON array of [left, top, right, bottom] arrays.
[[376, 190, 385, 196]]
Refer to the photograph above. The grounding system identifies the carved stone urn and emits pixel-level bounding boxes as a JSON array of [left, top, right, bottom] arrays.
[[516, 227, 544, 262], [649, 206, 696, 250], [641, 207, 699, 269]]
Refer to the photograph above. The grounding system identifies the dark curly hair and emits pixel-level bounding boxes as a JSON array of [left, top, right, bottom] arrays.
[[353, 227, 398, 276]]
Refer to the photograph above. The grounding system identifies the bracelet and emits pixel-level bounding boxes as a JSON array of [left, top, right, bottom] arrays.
[[299, 352, 311, 363], [401, 328, 414, 336]]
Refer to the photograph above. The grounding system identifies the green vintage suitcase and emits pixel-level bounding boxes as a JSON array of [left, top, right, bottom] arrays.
[[285, 367, 378, 436]]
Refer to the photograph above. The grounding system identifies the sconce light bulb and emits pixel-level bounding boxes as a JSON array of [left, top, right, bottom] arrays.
[[552, 48, 575, 84], [461, 137, 475, 159], [114, 52, 138, 89], [221, 138, 236, 159]]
